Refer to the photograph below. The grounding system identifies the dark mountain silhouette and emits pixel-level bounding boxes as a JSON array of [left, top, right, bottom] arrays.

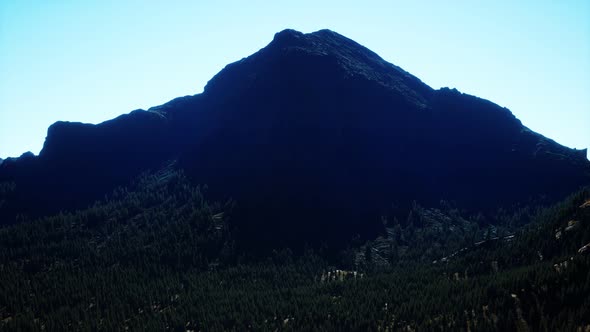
[[1, 29, 588, 249]]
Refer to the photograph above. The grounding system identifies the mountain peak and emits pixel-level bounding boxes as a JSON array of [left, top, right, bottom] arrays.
[[272, 28, 305, 45], [270, 28, 351, 49], [204, 29, 433, 108]]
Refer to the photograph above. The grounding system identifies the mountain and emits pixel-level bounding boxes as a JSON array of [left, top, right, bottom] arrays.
[[2, 29, 590, 330], [0, 29, 588, 249]]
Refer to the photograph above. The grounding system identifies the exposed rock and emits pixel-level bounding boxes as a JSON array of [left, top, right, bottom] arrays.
[[321, 269, 362, 282], [554, 260, 569, 273], [565, 220, 578, 232], [555, 230, 563, 240], [579, 243, 590, 254]]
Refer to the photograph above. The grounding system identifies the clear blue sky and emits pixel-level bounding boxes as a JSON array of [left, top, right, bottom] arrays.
[[1, 0, 589, 158]]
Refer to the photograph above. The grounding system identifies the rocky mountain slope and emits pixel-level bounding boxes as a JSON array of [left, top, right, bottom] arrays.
[[1, 29, 588, 248]]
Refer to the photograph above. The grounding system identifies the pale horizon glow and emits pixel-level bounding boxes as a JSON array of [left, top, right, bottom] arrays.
[[1, 1, 589, 159]]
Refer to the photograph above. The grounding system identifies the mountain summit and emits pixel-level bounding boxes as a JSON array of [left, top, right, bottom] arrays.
[[1, 29, 588, 247], [204, 29, 432, 108]]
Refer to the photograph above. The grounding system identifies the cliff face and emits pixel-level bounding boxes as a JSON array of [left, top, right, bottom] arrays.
[[1, 29, 588, 247]]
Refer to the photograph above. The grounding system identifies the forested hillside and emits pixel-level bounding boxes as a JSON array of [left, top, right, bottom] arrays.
[[1, 167, 589, 331]]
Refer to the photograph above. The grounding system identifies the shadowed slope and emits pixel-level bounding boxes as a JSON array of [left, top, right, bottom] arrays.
[[1, 29, 588, 249]]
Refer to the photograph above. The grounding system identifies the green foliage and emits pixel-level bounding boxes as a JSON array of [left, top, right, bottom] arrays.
[[1, 171, 589, 331]]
